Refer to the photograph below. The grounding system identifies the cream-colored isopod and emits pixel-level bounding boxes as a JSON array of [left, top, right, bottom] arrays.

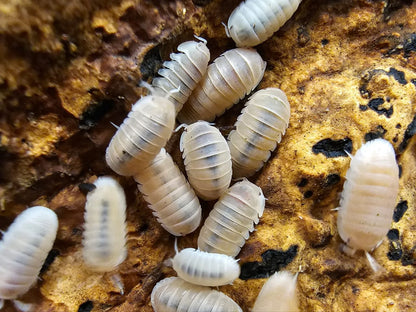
[[337, 138, 399, 271], [177, 48, 266, 123], [172, 248, 240, 286], [180, 121, 232, 201], [198, 179, 265, 257], [152, 39, 210, 114], [82, 176, 127, 272], [151, 277, 243, 312], [134, 148, 202, 236], [105, 95, 175, 176], [227, 0, 302, 47], [228, 88, 290, 178], [0, 206, 58, 307]]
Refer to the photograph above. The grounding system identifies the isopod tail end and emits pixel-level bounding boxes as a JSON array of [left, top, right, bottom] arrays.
[[12, 300, 33, 312], [365, 252, 385, 274], [222, 22, 231, 38], [110, 273, 125, 295]]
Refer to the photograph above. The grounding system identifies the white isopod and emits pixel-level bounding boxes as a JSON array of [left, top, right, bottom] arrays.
[[151, 276, 243, 312], [198, 179, 265, 257], [227, 0, 302, 47], [172, 248, 240, 286], [0, 206, 58, 307], [180, 121, 232, 201], [134, 148, 202, 236], [252, 271, 299, 312], [105, 94, 176, 176], [177, 48, 266, 123], [82, 176, 127, 272], [337, 138, 399, 271], [228, 88, 290, 178], [152, 39, 210, 113]]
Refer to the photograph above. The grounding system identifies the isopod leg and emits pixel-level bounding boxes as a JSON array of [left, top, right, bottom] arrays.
[[110, 273, 125, 295], [0, 299, 4, 309], [340, 243, 356, 256], [365, 252, 384, 273], [12, 300, 33, 312]]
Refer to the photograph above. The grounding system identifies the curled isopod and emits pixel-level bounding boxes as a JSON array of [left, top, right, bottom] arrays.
[[134, 148, 202, 236], [177, 48, 266, 123], [337, 138, 399, 271], [180, 121, 232, 201], [105, 95, 175, 176], [172, 248, 240, 286], [151, 276, 243, 312], [227, 0, 302, 47], [82, 176, 127, 272], [228, 88, 290, 178], [252, 271, 299, 312], [198, 179, 265, 257], [152, 39, 210, 113], [0, 206, 58, 304]]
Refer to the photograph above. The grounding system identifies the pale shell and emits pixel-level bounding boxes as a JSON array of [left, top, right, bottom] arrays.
[[227, 0, 302, 47], [197, 179, 265, 257], [228, 88, 290, 178], [177, 48, 266, 123], [134, 148, 202, 236]]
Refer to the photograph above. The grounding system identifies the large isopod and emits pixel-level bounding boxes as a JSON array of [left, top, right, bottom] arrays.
[[197, 179, 265, 257], [252, 271, 299, 312], [151, 276, 243, 312], [180, 121, 232, 201], [105, 95, 176, 176], [337, 138, 399, 271], [0, 206, 58, 305], [172, 248, 240, 286], [177, 48, 266, 123], [134, 148, 202, 236], [82, 176, 127, 272], [227, 0, 302, 47], [228, 88, 290, 178], [152, 39, 210, 113]]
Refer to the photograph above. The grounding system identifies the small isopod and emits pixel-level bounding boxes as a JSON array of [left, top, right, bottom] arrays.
[[252, 271, 299, 312], [134, 148, 202, 236], [228, 88, 290, 178], [198, 179, 265, 257], [151, 276, 243, 312], [82, 176, 127, 272], [177, 48, 266, 123], [227, 0, 302, 47], [105, 95, 176, 176], [0, 206, 58, 305], [152, 39, 210, 113], [172, 248, 240, 286], [337, 138, 399, 271], [180, 121, 232, 201]]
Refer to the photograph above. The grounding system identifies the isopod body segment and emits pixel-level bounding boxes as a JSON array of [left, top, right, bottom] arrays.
[[82, 176, 127, 272], [151, 276, 243, 312], [0, 206, 58, 300], [172, 248, 240, 286], [177, 48, 266, 123], [134, 148, 202, 236], [105, 95, 176, 176], [180, 121, 232, 201], [252, 271, 299, 312], [227, 0, 302, 47], [337, 139, 399, 254], [198, 179, 265, 257], [228, 88, 290, 178], [152, 40, 210, 113]]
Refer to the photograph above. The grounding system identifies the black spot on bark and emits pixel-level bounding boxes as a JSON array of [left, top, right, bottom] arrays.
[[411, 78, 416, 87], [312, 138, 353, 158], [321, 39, 329, 46], [78, 183, 96, 195], [401, 247, 416, 266], [324, 174, 341, 187], [399, 114, 416, 152], [297, 178, 308, 187], [40, 248, 60, 274], [304, 190, 313, 198], [383, 0, 413, 20], [79, 99, 115, 130], [387, 229, 403, 261], [297, 26, 310, 46], [393, 201, 408, 222], [387, 229, 400, 241], [367, 98, 393, 118], [359, 105, 368, 111], [364, 125, 387, 142], [404, 33, 416, 58], [387, 68, 407, 85], [398, 165, 402, 178], [240, 245, 298, 280], [78, 301, 93, 312], [140, 44, 162, 81]]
